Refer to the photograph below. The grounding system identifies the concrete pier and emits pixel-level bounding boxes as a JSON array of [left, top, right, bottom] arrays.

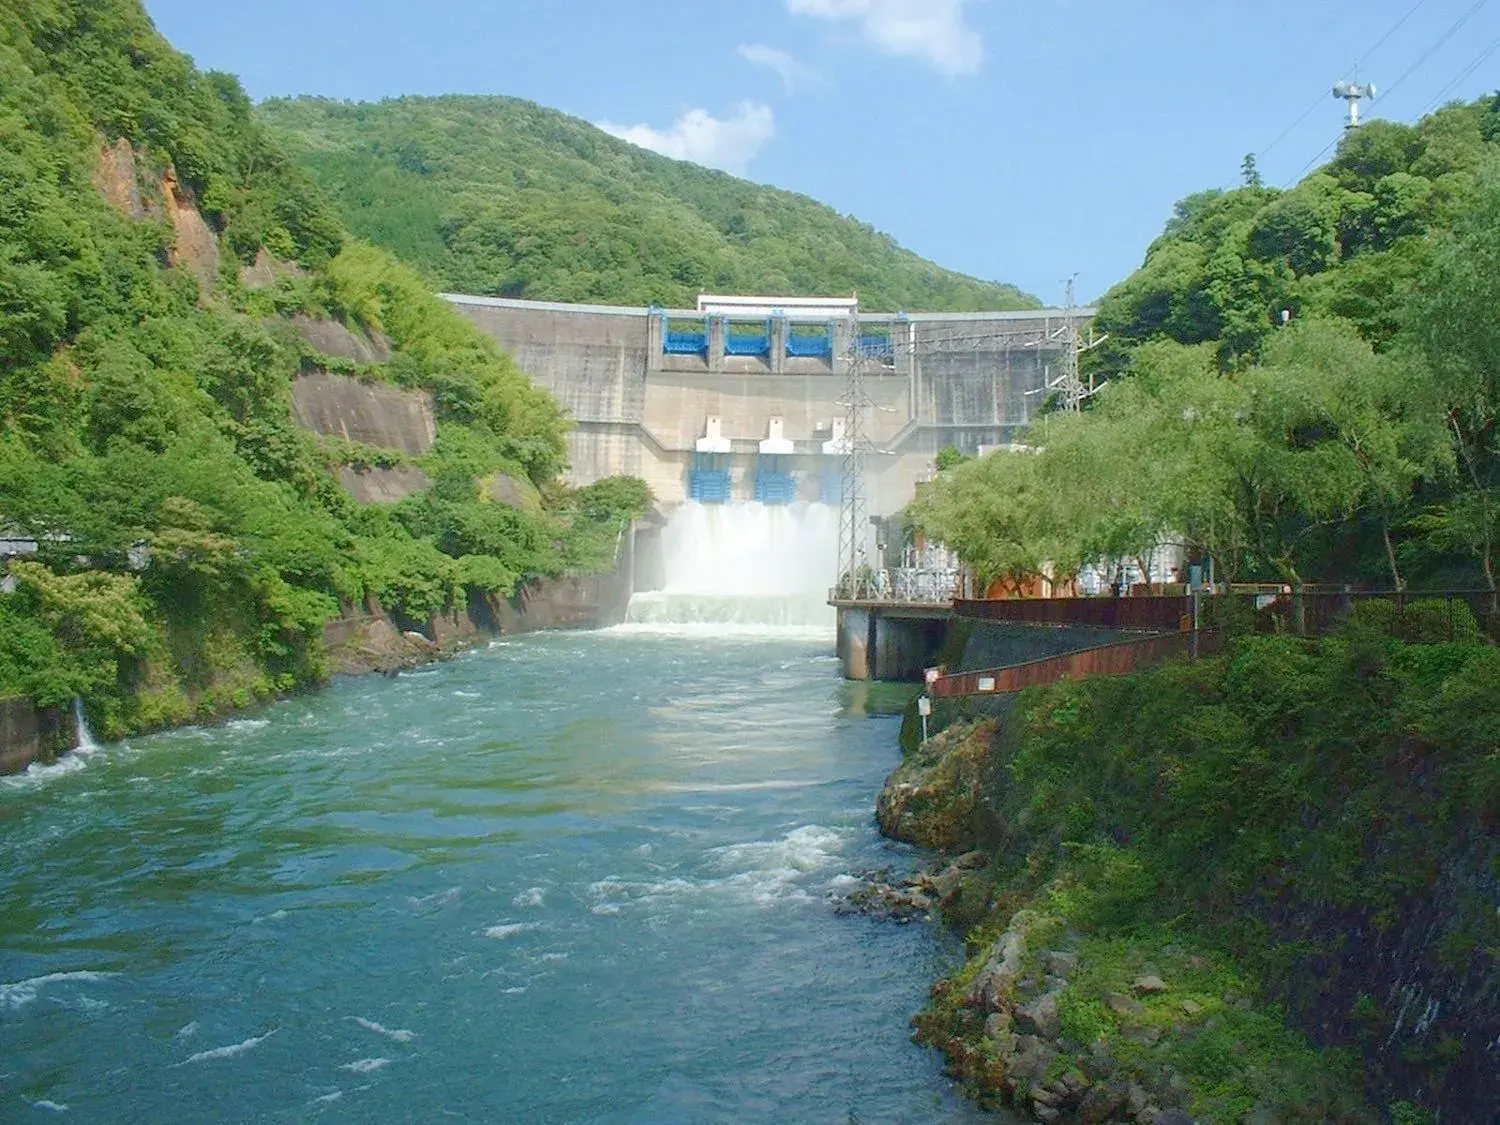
[[834, 602, 951, 681]]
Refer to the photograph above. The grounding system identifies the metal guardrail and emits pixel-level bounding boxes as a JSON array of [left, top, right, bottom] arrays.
[[929, 629, 1226, 699], [830, 566, 962, 605]]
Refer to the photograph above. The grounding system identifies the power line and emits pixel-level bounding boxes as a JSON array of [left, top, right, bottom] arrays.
[[1256, 0, 1429, 165], [1283, 0, 1493, 185], [1381, 0, 1492, 105], [1420, 30, 1500, 113], [1357, 0, 1432, 66]]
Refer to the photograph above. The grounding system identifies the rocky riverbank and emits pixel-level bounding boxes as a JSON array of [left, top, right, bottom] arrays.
[[872, 716, 1377, 1125]]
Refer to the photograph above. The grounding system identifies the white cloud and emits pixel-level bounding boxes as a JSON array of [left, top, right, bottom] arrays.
[[737, 43, 828, 95], [596, 103, 776, 174], [786, 0, 983, 76]]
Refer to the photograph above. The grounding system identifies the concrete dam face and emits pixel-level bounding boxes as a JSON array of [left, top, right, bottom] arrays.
[[445, 293, 1090, 619]]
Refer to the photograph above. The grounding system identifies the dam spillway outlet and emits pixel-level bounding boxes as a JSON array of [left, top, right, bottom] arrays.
[[626, 501, 838, 628]]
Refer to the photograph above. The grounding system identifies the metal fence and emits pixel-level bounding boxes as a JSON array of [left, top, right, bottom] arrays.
[[929, 629, 1225, 699], [830, 565, 962, 605], [1248, 589, 1499, 641], [953, 595, 1192, 632], [952, 589, 1500, 641]]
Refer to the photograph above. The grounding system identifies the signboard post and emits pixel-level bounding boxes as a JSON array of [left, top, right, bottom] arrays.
[[917, 694, 931, 743]]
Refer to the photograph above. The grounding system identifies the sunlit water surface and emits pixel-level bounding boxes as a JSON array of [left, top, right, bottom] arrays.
[[0, 629, 1003, 1123]]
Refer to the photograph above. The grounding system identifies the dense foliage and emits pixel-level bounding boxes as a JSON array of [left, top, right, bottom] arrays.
[[914, 618, 1497, 1120], [914, 100, 1500, 598], [0, 0, 646, 735], [257, 95, 1039, 312]]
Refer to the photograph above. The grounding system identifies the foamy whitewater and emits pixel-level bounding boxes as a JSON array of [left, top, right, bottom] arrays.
[[0, 630, 998, 1123], [626, 500, 839, 629]]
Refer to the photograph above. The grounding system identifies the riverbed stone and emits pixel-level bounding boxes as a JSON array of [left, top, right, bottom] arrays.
[[1015, 991, 1061, 1039], [1106, 991, 1146, 1016], [968, 925, 1028, 1011], [1045, 951, 1079, 977], [1080, 1082, 1131, 1124], [1133, 974, 1168, 994], [1121, 1023, 1165, 1046], [1006, 1034, 1057, 1083]]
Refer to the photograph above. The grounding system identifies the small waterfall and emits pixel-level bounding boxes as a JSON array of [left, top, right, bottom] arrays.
[[73, 698, 99, 753], [626, 501, 838, 628]]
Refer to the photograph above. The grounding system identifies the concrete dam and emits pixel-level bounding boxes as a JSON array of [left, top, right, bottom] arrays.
[[446, 292, 1093, 626]]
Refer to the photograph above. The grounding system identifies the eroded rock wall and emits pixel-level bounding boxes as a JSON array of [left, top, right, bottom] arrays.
[[291, 372, 437, 456]]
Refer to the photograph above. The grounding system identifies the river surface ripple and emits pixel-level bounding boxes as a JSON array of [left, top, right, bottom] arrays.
[[0, 628, 1003, 1123]]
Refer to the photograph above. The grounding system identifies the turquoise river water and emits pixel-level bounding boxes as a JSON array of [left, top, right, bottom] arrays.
[[0, 626, 1005, 1123]]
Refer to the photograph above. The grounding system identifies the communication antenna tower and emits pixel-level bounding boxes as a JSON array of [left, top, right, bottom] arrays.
[[837, 303, 872, 594], [1333, 80, 1376, 128]]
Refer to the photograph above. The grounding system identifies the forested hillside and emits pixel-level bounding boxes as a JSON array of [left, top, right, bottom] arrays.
[[257, 95, 1038, 312], [903, 103, 1500, 1121], [915, 100, 1500, 597], [0, 0, 646, 738]]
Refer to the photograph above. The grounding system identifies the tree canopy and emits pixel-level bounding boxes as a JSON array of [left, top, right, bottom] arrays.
[[915, 99, 1500, 601], [257, 95, 1039, 313], [0, 0, 649, 734]]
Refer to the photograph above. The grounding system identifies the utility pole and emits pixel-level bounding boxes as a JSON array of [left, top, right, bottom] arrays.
[[1333, 81, 1376, 129], [837, 303, 871, 596]]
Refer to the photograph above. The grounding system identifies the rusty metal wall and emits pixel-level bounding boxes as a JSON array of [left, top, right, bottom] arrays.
[[952, 595, 1192, 632], [930, 629, 1225, 699]]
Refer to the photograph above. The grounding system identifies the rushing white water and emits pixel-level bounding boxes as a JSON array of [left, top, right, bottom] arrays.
[[73, 698, 98, 752], [627, 501, 838, 628]]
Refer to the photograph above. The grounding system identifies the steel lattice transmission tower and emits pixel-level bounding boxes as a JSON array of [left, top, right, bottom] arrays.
[[1039, 277, 1106, 413], [836, 305, 873, 595]]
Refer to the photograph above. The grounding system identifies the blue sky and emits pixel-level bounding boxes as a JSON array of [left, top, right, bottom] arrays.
[[144, 0, 1500, 305]]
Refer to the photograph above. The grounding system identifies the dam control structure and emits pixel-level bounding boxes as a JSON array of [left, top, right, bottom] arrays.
[[447, 293, 1093, 516], [446, 292, 1095, 649]]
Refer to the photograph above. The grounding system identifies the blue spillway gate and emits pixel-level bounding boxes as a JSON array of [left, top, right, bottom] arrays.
[[690, 453, 732, 503], [787, 324, 833, 358], [662, 313, 709, 355], [725, 319, 771, 357], [690, 472, 732, 502], [754, 472, 796, 504]]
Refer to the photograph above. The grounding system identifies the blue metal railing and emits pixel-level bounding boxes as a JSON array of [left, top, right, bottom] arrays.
[[857, 334, 894, 361]]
